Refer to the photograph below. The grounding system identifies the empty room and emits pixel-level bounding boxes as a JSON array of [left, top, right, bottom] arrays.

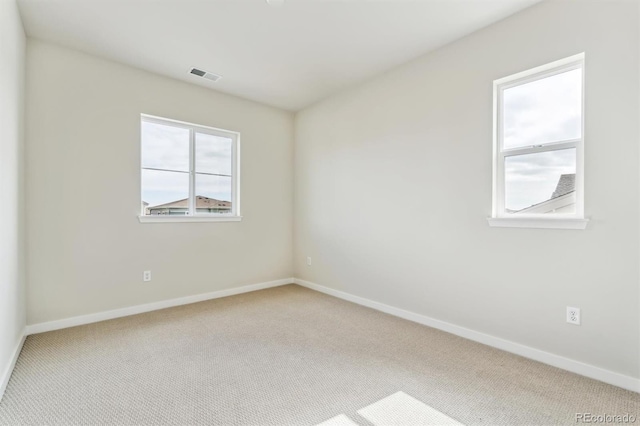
[[1, 0, 639, 424]]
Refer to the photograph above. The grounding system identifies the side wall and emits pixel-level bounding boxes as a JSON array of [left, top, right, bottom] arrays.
[[26, 40, 294, 324], [294, 0, 640, 379], [0, 0, 26, 398]]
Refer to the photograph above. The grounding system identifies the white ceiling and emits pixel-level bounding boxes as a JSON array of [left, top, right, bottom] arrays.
[[18, 0, 541, 111]]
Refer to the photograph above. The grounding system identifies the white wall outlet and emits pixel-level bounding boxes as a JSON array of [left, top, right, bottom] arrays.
[[567, 306, 580, 325], [143, 270, 152, 282], [306, 256, 312, 266]]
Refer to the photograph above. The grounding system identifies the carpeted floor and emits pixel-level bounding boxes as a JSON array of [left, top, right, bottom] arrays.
[[0, 284, 638, 425]]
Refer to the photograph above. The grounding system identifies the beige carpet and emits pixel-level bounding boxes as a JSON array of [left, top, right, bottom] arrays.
[[0, 284, 637, 425]]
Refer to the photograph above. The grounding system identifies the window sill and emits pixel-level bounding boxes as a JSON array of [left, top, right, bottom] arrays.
[[138, 215, 242, 223], [487, 217, 589, 230]]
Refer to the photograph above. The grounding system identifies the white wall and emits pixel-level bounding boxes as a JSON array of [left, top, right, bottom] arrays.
[[26, 40, 294, 324], [294, 0, 640, 379], [0, 0, 26, 395]]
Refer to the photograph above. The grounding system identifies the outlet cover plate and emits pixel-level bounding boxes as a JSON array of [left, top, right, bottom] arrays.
[[566, 306, 580, 325]]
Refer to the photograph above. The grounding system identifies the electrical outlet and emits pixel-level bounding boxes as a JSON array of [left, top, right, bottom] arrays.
[[143, 271, 152, 282], [567, 306, 580, 325], [306, 256, 312, 266]]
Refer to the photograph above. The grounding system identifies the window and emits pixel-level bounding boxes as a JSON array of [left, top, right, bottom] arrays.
[[139, 115, 240, 223], [489, 53, 588, 230]]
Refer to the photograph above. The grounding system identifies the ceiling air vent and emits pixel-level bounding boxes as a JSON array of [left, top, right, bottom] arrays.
[[190, 68, 222, 82]]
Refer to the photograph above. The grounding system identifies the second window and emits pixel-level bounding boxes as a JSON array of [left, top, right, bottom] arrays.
[[493, 53, 585, 218]]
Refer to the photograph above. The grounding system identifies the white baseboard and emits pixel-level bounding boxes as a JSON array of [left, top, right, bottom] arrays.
[[294, 278, 640, 393], [0, 329, 26, 402], [26, 278, 294, 335], [18, 276, 640, 393]]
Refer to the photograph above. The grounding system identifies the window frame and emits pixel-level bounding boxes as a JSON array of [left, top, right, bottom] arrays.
[[489, 53, 589, 230], [138, 114, 241, 223]]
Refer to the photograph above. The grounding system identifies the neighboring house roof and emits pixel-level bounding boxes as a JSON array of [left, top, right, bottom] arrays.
[[516, 191, 575, 214], [516, 173, 576, 214], [551, 174, 575, 199], [149, 196, 231, 209]]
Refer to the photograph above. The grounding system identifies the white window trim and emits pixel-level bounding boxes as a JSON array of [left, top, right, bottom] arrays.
[[487, 217, 589, 230], [488, 53, 588, 230], [138, 215, 242, 223], [138, 114, 241, 224]]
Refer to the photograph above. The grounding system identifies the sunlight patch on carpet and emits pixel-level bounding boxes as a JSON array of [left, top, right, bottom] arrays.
[[317, 414, 360, 426], [357, 391, 463, 426]]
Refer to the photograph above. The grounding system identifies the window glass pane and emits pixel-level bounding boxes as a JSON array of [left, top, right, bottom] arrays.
[[503, 68, 582, 149], [505, 148, 576, 214], [141, 169, 189, 215], [195, 173, 232, 214], [141, 121, 190, 172], [195, 132, 232, 176]]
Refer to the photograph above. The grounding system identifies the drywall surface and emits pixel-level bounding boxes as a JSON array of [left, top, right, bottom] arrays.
[[294, 0, 640, 378], [0, 0, 26, 391], [26, 40, 294, 324]]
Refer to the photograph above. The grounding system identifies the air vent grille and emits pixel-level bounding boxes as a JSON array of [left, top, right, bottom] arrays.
[[190, 68, 222, 82]]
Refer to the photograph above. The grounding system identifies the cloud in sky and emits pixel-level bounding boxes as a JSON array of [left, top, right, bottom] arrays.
[[196, 133, 232, 175], [141, 121, 190, 172], [503, 68, 581, 149]]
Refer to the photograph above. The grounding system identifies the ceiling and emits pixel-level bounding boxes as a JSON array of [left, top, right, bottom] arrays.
[[18, 0, 541, 111]]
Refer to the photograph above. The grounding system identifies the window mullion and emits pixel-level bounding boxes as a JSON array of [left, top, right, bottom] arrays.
[[502, 140, 578, 157], [141, 167, 190, 174], [189, 129, 196, 215]]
